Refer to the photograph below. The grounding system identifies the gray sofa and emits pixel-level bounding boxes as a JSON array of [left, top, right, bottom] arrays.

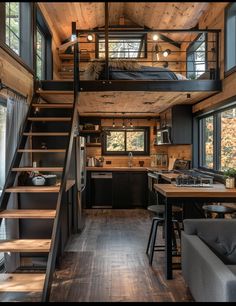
[[181, 219, 236, 302]]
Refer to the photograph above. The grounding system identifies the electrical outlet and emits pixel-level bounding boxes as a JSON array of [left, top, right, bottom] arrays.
[[106, 160, 112, 164]]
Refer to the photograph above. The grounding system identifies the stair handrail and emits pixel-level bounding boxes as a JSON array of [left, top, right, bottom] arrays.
[[41, 23, 79, 301]]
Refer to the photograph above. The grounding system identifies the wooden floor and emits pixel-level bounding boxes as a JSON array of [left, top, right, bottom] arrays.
[[50, 208, 193, 302]]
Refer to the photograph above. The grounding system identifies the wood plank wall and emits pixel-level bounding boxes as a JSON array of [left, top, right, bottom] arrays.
[[0, 47, 33, 102], [193, 2, 232, 113]]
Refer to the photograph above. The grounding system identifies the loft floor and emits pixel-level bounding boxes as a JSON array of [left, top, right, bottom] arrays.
[[50, 208, 192, 302]]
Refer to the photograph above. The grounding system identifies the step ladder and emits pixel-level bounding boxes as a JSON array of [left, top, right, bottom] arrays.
[[0, 92, 78, 301]]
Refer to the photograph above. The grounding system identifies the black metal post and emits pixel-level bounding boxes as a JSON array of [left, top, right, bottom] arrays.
[[105, 2, 109, 80], [165, 197, 173, 279], [215, 32, 220, 80]]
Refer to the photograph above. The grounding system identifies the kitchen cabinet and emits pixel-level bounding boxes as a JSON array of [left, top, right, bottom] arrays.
[[86, 171, 148, 209], [112, 172, 148, 208], [159, 104, 192, 145]]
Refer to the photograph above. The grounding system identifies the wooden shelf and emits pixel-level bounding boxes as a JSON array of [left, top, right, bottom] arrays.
[[0, 273, 45, 292], [32, 103, 73, 108], [5, 186, 60, 193], [0, 239, 51, 252], [86, 143, 101, 147], [0, 209, 56, 219], [28, 117, 71, 122], [80, 130, 101, 134], [12, 167, 63, 172], [18, 149, 66, 153], [23, 132, 69, 136]]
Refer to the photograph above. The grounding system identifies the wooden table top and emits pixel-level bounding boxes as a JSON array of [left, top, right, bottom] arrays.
[[154, 183, 236, 198]]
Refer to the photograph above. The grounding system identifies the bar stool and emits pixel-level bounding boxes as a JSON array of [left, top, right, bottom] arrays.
[[202, 204, 236, 219], [146, 204, 183, 265]]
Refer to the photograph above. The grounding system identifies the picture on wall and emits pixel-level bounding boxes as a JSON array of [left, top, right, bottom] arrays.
[[156, 153, 168, 167]]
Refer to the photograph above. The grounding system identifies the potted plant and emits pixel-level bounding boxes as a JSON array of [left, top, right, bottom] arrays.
[[223, 168, 236, 188]]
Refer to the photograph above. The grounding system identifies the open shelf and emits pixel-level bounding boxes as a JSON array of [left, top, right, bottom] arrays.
[[86, 143, 101, 147]]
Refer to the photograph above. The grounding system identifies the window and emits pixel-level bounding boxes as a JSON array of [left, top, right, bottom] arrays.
[[199, 105, 236, 171], [187, 33, 206, 79], [225, 3, 236, 73], [103, 127, 149, 155], [36, 27, 46, 80], [97, 34, 147, 59], [5, 2, 20, 55]]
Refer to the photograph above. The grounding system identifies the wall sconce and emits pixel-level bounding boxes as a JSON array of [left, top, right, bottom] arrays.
[[112, 118, 115, 128], [122, 118, 125, 128], [87, 34, 93, 42], [71, 34, 77, 42], [163, 49, 171, 57]]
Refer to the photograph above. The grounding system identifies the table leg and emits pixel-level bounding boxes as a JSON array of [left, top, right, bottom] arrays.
[[165, 197, 173, 279]]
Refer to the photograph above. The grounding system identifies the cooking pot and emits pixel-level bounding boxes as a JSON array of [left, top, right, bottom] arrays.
[[88, 157, 95, 167]]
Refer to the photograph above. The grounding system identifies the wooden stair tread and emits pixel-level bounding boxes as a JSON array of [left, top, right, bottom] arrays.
[[0, 273, 45, 292], [18, 149, 66, 153], [36, 90, 73, 95], [0, 239, 51, 252], [23, 132, 69, 136], [28, 117, 71, 122], [32, 103, 73, 108], [12, 167, 63, 171], [0, 209, 56, 219], [6, 186, 60, 193]]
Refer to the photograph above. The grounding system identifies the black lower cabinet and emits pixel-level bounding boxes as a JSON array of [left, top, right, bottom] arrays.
[[112, 172, 130, 208], [112, 172, 147, 208]]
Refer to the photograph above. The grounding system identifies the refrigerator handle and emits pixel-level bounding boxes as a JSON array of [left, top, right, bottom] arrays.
[[83, 144, 87, 191]]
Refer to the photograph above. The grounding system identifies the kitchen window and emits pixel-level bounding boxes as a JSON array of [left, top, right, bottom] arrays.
[[102, 127, 149, 155], [96, 34, 147, 59], [225, 2, 236, 74], [5, 2, 20, 55], [36, 27, 46, 80], [199, 105, 236, 171]]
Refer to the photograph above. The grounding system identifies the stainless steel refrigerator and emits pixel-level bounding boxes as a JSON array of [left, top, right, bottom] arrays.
[[75, 136, 86, 232]]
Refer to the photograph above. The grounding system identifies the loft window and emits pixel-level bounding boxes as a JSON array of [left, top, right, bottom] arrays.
[[102, 127, 149, 156], [5, 2, 20, 55], [225, 3, 236, 73], [36, 7, 52, 80], [97, 34, 147, 59], [187, 33, 206, 79], [36, 27, 46, 80], [199, 105, 236, 171]]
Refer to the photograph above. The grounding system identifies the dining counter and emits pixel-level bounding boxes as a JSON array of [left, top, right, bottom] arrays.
[[153, 181, 236, 281], [86, 166, 149, 172]]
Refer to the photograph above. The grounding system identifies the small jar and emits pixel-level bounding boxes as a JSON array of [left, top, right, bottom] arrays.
[[225, 177, 235, 189]]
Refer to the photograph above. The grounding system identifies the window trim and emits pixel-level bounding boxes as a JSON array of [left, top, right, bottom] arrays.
[[102, 127, 150, 156], [224, 2, 236, 77], [198, 102, 236, 173], [95, 33, 147, 59]]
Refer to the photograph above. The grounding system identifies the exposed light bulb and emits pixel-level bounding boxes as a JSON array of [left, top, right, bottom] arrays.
[[152, 34, 159, 41], [112, 118, 115, 128], [87, 34, 93, 41], [130, 119, 133, 128], [122, 119, 125, 128], [163, 49, 171, 58]]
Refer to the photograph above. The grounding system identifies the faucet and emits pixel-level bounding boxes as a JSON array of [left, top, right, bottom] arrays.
[[128, 152, 133, 167]]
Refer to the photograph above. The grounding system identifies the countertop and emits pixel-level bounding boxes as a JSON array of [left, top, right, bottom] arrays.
[[86, 166, 148, 171]]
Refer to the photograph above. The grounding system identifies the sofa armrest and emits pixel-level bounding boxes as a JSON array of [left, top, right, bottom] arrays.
[[182, 231, 236, 302]]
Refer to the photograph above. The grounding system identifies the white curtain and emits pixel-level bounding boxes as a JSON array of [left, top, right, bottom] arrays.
[[4, 95, 29, 272]]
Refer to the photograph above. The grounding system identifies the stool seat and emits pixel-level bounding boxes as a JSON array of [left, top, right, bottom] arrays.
[[147, 204, 183, 215], [203, 204, 236, 218]]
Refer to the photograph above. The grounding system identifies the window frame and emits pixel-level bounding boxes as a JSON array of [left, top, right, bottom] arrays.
[[224, 2, 236, 77], [102, 127, 150, 156], [198, 102, 236, 173], [95, 33, 147, 59], [186, 33, 208, 79]]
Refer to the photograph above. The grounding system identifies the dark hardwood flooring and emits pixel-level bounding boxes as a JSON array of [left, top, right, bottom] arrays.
[[50, 208, 193, 302]]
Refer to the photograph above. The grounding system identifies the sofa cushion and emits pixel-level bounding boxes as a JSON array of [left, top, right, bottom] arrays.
[[183, 219, 236, 264]]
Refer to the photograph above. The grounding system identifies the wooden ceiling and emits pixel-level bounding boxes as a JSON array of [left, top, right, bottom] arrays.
[[38, 90, 217, 117], [39, 2, 210, 42]]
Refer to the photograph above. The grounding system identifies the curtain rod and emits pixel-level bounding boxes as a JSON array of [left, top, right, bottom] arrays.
[[0, 79, 28, 100]]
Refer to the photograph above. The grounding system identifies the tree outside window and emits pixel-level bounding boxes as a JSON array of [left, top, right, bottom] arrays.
[[36, 27, 45, 80], [5, 2, 20, 55]]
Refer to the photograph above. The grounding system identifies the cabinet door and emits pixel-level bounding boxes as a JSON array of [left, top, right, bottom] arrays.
[[129, 172, 148, 207], [112, 172, 130, 208]]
